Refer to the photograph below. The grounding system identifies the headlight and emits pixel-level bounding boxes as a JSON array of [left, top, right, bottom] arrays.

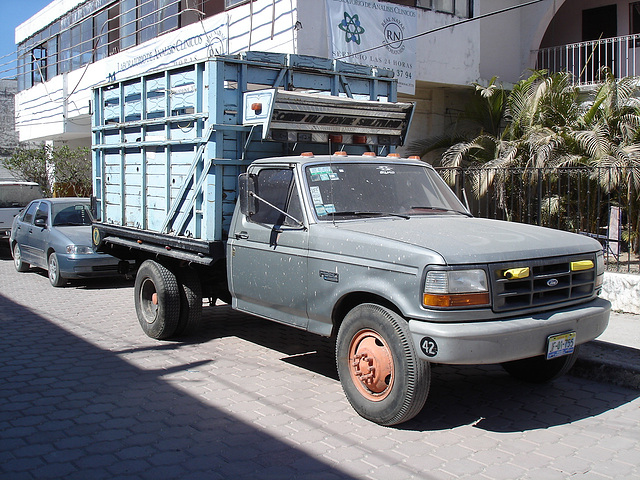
[[66, 245, 94, 255], [423, 269, 490, 308]]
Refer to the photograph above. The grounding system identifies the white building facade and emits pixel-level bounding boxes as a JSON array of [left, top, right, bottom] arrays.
[[13, 0, 632, 151]]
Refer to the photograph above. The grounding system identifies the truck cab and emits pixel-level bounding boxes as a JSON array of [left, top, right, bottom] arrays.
[[228, 152, 609, 425]]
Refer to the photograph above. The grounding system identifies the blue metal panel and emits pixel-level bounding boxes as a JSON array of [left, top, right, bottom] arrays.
[[92, 52, 403, 245], [123, 148, 142, 227]]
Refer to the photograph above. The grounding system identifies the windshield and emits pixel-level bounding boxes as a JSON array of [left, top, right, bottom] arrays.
[[305, 162, 468, 220], [52, 203, 93, 226]]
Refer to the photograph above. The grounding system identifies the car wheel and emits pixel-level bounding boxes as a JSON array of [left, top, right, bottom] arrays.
[[134, 260, 180, 339], [501, 346, 580, 383], [13, 243, 29, 272], [173, 268, 203, 337], [336, 303, 430, 426], [48, 253, 66, 287]]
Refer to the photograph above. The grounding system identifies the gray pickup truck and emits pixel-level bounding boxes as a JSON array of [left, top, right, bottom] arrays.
[[223, 153, 610, 425]]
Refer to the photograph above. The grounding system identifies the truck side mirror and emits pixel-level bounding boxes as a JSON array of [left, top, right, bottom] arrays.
[[238, 173, 258, 216]]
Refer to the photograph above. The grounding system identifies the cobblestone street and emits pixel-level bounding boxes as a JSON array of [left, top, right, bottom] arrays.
[[1, 248, 639, 479]]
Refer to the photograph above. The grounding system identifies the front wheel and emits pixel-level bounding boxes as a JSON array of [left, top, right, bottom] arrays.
[[48, 253, 66, 287], [501, 346, 580, 383], [336, 304, 430, 426], [134, 260, 181, 339]]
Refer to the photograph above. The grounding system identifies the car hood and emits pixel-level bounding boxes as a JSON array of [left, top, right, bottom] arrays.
[[336, 216, 602, 264], [53, 226, 93, 247]]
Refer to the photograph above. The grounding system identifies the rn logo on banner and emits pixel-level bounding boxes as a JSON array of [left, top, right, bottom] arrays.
[[327, 0, 416, 95]]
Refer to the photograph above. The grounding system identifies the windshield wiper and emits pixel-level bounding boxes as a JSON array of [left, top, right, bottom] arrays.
[[410, 206, 473, 217], [330, 211, 410, 220]]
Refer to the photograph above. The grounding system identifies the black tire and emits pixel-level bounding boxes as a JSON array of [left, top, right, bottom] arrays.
[[48, 252, 66, 287], [336, 303, 430, 426], [134, 260, 181, 339], [173, 268, 203, 337], [501, 345, 581, 383], [13, 243, 29, 272]]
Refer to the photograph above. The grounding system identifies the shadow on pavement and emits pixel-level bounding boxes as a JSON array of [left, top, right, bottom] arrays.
[[0, 293, 359, 480], [189, 305, 640, 434]]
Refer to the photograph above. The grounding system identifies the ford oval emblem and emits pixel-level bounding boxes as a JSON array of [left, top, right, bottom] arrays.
[[547, 278, 559, 287]]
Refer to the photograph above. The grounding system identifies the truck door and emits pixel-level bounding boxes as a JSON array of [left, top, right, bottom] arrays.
[[228, 167, 309, 328]]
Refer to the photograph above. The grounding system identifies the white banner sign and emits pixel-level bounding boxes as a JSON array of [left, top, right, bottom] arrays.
[[326, 0, 417, 95], [103, 18, 228, 82]]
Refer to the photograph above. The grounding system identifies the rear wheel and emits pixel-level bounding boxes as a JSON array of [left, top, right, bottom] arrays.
[[134, 260, 180, 339], [48, 253, 66, 287], [13, 243, 29, 272], [336, 304, 430, 426], [173, 268, 203, 337], [501, 346, 580, 383]]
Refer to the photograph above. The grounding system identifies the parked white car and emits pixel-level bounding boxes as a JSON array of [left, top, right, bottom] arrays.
[[0, 181, 43, 240]]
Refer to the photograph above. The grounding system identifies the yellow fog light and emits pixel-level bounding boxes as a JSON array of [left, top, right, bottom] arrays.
[[502, 267, 530, 279], [571, 260, 594, 271]]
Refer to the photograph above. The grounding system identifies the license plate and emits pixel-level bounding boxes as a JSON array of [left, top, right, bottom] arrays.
[[546, 331, 576, 360]]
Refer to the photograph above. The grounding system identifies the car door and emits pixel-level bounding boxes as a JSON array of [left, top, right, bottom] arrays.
[[29, 201, 51, 268], [228, 167, 309, 328], [13, 201, 39, 264]]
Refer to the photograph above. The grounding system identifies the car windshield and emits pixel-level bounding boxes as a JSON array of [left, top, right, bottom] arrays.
[[304, 162, 468, 220], [52, 203, 93, 226]]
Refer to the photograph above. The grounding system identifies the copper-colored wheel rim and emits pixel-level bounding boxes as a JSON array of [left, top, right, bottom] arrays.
[[348, 329, 394, 401]]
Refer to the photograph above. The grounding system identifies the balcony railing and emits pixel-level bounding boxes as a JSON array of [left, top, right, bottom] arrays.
[[535, 34, 640, 86]]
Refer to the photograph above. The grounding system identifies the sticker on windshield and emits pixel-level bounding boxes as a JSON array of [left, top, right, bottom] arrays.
[[377, 165, 395, 175], [315, 205, 327, 216], [309, 166, 340, 182], [324, 204, 336, 214], [310, 186, 324, 206]]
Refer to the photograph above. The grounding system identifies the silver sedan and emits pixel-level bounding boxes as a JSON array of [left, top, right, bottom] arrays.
[[10, 198, 128, 287]]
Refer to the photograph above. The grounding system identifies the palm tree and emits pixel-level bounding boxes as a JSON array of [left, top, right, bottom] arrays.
[[410, 69, 640, 251]]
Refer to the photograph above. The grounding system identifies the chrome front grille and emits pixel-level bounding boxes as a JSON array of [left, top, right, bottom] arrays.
[[491, 255, 597, 312]]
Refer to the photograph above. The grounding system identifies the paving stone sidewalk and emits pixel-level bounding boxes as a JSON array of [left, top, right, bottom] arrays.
[[1, 252, 639, 479]]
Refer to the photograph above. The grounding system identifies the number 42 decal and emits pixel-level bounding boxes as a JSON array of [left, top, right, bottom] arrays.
[[420, 337, 438, 358]]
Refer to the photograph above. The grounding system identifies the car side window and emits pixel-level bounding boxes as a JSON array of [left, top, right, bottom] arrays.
[[35, 202, 49, 225], [250, 168, 301, 225], [22, 202, 39, 224]]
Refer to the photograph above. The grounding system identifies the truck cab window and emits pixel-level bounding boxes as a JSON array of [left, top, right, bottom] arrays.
[[250, 168, 300, 225]]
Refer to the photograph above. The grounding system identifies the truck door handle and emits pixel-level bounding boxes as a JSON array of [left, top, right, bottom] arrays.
[[235, 231, 249, 240]]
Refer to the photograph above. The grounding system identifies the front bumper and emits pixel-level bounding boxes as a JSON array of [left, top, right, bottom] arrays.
[[57, 253, 128, 279], [409, 297, 611, 364]]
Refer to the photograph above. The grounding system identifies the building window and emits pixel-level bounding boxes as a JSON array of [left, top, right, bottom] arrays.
[[415, 0, 472, 17], [631, 2, 640, 34], [31, 44, 47, 85], [159, 0, 180, 33], [95, 9, 109, 61], [46, 36, 58, 80], [15, 0, 254, 91], [121, 0, 137, 50]]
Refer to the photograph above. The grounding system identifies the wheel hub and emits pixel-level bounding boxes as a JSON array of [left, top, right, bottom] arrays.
[[140, 278, 159, 324], [349, 329, 394, 401]]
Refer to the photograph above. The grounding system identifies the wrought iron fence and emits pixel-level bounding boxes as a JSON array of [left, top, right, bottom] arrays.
[[435, 166, 640, 274]]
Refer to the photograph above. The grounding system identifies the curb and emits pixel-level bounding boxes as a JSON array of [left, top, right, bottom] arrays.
[[570, 341, 640, 390]]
